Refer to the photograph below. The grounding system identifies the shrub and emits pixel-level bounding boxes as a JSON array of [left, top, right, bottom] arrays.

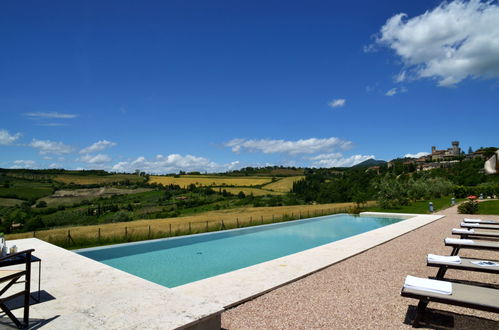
[[458, 200, 479, 214]]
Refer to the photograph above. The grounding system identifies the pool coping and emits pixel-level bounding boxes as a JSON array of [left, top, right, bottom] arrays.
[[173, 212, 444, 308]]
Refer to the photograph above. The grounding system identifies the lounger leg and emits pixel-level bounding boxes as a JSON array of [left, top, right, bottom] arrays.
[[435, 266, 447, 279], [413, 299, 429, 327], [450, 247, 459, 256], [0, 303, 23, 328]]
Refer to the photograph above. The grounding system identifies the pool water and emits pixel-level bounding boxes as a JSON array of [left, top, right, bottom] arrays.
[[78, 214, 403, 287]]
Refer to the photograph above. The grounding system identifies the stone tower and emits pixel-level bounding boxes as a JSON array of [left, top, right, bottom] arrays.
[[452, 141, 460, 156]]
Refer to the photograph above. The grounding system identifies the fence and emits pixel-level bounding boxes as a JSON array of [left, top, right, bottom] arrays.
[[30, 206, 355, 249]]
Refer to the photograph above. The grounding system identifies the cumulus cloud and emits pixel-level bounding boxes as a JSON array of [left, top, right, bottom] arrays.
[[0, 129, 21, 145], [29, 139, 74, 155], [80, 140, 117, 154], [10, 160, 36, 169], [111, 154, 239, 174], [225, 137, 353, 155], [79, 154, 112, 164], [310, 154, 375, 168], [328, 99, 346, 108], [24, 112, 78, 119], [404, 152, 430, 158], [375, 0, 499, 86]]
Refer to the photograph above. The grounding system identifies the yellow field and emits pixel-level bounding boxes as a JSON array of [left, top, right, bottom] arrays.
[[53, 174, 143, 185], [221, 187, 284, 196], [149, 175, 273, 188], [7, 202, 373, 243], [262, 176, 304, 192]]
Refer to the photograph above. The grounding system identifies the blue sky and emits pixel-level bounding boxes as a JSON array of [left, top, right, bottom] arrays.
[[1, 0, 498, 173]]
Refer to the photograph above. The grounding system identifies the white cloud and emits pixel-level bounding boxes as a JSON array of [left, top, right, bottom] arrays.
[[49, 163, 61, 168], [24, 112, 77, 119], [10, 160, 36, 169], [404, 152, 430, 158], [0, 129, 21, 145], [29, 139, 74, 155], [80, 140, 117, 154], [79, 154, 112, 164], [385, 88, 398, 96], [385, 87, 407, 96], [111, 154, 239, 174], [328, 98, 346, 108], [225, 137, 353, 155], [376, 0, 499, 86], [310, 154, 375, 168], [307, 153, 343, 161]]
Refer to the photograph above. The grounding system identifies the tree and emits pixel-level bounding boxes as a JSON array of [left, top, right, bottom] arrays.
[[468, 146, 473, 154]]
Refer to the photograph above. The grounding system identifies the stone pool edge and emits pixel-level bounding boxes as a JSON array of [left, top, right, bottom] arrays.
[[173, 212, 444, 308]]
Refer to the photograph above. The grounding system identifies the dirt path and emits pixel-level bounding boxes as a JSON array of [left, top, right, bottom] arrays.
[[222, 205, 499, 329]]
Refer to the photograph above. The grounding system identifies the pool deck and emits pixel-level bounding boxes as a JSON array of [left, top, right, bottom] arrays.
[[3, 209, 489, 329], [223, 205, 499, 329], [2, 238, 223, 329]]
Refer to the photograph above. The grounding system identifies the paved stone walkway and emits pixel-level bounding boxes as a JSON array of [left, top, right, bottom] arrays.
[[222, 204, 499, 329]]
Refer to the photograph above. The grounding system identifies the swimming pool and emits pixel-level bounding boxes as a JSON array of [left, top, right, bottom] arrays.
[[78, 214, 405, 288]]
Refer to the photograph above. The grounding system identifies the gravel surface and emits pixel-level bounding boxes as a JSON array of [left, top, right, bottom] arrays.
[[222, 205, 499, 329]]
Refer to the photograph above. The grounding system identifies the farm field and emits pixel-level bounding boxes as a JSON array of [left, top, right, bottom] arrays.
[[7, 202, 372, 245], [149, 175, 274, 188], [36, 187, 153, 207], [0, 180, 53, 200], [0, 198, 24, 207], [221, 187, 284, 196], [262, 176, 304, 192], [52, 174, 144, 185]]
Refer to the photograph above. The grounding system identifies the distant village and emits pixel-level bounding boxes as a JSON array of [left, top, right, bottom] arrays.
[[368, 141, 492, 173]]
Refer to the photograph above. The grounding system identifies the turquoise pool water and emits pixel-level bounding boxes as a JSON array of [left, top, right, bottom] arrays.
[[78, 214, 404, 287]]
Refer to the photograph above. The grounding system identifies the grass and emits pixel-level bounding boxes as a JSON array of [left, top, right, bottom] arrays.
[[365, 197, 466, 214], [149, 175, 273, 188], [478, 200, 499, 215], [261, 176, 304, 192], [7, 201, 372, 249]]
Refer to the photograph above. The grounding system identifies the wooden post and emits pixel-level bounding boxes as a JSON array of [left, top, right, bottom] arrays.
[[169, 223, 172, 236], [206, 221, 209, 232], [148, 225, 151, 238], [98, 228, 101, 242], [189, 222, 192, 233], [291, 212, 293, 218], [125, 226, 128, 239], [33, 231, 36, 238], [236, 218, 239, 228]]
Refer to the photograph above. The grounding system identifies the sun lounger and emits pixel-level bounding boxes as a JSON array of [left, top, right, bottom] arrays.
[[427, 254, 499, 279], [444, 238, 499, 256], [463, 218, 499, 225], [461, 222, 499, 231], [401, 276, 499, 326], [452, 228, 499, 240]]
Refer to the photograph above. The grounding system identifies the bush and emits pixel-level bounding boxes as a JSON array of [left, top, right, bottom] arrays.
[[36, 201, 47, 208], [458, 200, 479, 214]]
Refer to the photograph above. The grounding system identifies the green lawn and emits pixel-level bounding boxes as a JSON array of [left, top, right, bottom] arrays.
[[478, 200, 499, 215], [365, 197, 465, 214]]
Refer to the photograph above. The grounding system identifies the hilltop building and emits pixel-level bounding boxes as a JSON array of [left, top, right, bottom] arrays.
[[430, 141, 461, 161]]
